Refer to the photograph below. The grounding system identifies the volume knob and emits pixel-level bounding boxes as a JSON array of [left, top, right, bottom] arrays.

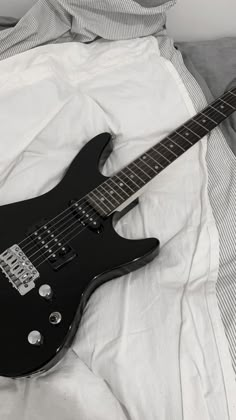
[[39, 284, 53, 300], [28, 330, 43, 346]]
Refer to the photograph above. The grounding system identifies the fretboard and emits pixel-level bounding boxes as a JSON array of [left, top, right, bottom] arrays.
[[88, 88, 236, 216]]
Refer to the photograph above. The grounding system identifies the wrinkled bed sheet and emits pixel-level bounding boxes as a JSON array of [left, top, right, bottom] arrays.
[[0, 34, 235, 420], [0, 1, 236, 420]]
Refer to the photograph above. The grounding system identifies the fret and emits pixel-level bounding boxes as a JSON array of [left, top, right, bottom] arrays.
[[175, 129, 196, 144], [105, 178, 125, 203], [137, 155, 158, 177], [170, 131, 194, 150], [115, 173, 135, 194], [132, 161, 152, 181], [157, 143, 177, 163], [99, 182, 120, 207], [129, 162, 148, 185], [177, 130, 195, 144], [187, 117, 209, 137], [219, 98, 235, 111], [86, 89, 236, 218], [145, 150, 164, 171], [87, 190, 110, 216], [209, 104, 226, 118], [149, 147, 165, 168], [159, 141, 178, 157], [93, 187, 113, 212], [117, 172, 138, 196], [202, 92, 236, 124], [122, 167, 141, 189], [164, 136, 186, 153], [219, 92, 236, 115], [113, 174, 134, 195], [109, 176, 130, 199], [124, 166, 145, 189], [113, 172, 133, 197], [194, 112, 216, 131], [201, 110, 218, 125], [152, 145, 171, 166], [182, 124, 201, 140], [147, 149, 165, 169]]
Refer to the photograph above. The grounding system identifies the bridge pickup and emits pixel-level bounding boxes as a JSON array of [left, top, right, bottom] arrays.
[[29, 220, 77, 271], [47, 245, 76, 271]]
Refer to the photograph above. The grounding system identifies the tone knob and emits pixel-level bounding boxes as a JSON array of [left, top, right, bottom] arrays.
[[28, 330, 43, 346], [39, 284, 53, 300]]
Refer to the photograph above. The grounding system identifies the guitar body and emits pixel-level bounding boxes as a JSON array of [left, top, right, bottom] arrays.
[[0, 133, 160, 378]]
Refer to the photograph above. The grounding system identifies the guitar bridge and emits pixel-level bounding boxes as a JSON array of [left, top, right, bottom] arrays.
[[0, 245, 39, 296]]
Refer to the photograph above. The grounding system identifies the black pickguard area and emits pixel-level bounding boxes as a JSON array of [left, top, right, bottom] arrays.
[[0, 133, 160, 378]]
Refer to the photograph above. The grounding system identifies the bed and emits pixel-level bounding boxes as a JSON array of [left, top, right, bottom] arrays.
[[0, 1, 236, 419]]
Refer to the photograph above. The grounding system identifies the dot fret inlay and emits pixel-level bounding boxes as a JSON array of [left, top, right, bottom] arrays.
[[86, 89, 236, 217]]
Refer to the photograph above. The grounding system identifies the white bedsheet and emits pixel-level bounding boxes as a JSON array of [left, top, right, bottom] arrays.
[[0, 36, 235, 420]]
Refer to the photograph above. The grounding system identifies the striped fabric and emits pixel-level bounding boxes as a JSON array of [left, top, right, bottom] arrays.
[[168, 41, 236, 376], [0, 0, 236, 377], [0, 0, 176, 61], [207, 118, 236, 375]]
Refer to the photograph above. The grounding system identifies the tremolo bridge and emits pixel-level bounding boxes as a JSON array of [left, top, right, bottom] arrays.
[[0, 245, 39, 296], [0, 198, 102, 296]]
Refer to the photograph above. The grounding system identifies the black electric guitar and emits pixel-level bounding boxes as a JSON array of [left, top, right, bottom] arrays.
[[0, 89, 236, 378]]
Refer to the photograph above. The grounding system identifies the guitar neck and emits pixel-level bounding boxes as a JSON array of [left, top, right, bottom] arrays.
[[88, 88, 236, 217]]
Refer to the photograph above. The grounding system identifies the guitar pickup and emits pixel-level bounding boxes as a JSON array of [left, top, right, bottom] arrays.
[[69, 199, 103, 233], [29, 220, 77, 271], [47, 245, 76, 271]]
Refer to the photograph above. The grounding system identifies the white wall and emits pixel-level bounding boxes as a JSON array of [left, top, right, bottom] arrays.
[[1, 0, 236, 42], [167, 0, 236, 41]]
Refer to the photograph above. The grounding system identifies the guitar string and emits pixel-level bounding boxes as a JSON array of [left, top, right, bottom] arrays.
[[29, 95, 236, 267], [21, 92, 236, 265], [17, 92, 236, 262], [30, 122, 236, 267], [34, 108, 230, 270], [25, 101, 228, 264], [22, 92, 236, 266], [14, 88, 236, 255], [19, 90, 236, 258]]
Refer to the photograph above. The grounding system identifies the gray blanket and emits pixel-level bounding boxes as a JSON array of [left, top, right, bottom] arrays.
[[0, 16, 17, 31], [177, 38, 236, 155], [177, 38, 236, 374]]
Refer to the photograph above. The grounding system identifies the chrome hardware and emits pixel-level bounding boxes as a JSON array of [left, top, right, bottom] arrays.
[[39, 284, 53, 300], [0, 245, 39, 296], [49, 312, 62, 325], [28, 330, 43, 346]]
